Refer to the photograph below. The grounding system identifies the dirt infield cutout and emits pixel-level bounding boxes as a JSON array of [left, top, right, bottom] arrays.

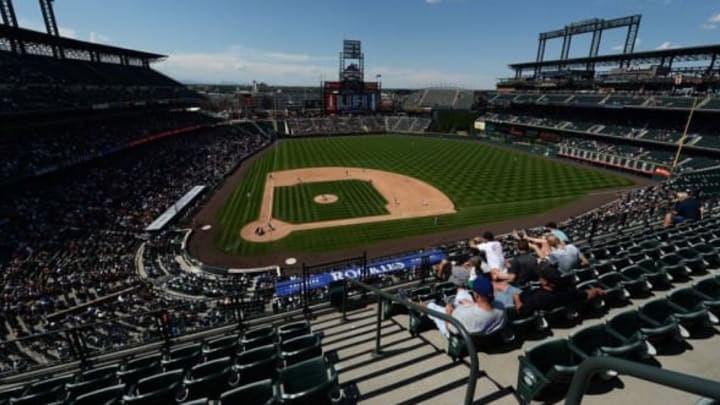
[[241, 167, 456, 242]]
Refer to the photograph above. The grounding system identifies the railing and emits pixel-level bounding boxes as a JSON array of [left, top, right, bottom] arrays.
[[565, 357, 720, 405], [343, 278, 480, 405]]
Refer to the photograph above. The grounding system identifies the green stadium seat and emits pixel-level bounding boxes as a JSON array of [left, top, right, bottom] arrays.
[[693, 278, 720, 314], [123, 369, 183, 405], [639, 299, 706, 337], [221, 379, 277, 405], [24, 375, 73, 396], [162, 344, 202, 372], [433, 281, 457, 297], [410, 286, 437, 301], [504, 307, 548, 337], [659, 253, 692, 280], [669, 288, 720, 324], [178, 357, 233, 401], [610, 256, 633, 272], [573, 267, 598, 283], [592, 261, 615, 276], [231, 344, 278, 386], [617, 266, 654, 296], [592, 273, 632, 305], [179, 399, 209, 405], [117, 354, 162, 386], [516, 339, 580, 403], [65, 372, 118, 401], [568, 324, 650, 361], [277, 356, 340, 405], [203, 335, 239, 361], [676, 247, 708, 275], [447, 319, 515, 360], [0, 386, 24, 405], [241, 326, 276, 351], [692, 243, 720, 267], [634, 259, 674, 289], [73, 383, 125, 405], [277, 321, 311, 342], [279, 332, 323, 367], [79, 364, 120, 382], [9, 375, 73, 404], [607, 310, 683, 347]]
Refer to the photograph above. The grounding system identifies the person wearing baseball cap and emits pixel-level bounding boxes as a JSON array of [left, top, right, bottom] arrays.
[[425, 275, 506, 338]]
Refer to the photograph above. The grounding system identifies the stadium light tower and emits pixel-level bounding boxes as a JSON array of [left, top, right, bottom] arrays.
[[0, 0, 18, 27]]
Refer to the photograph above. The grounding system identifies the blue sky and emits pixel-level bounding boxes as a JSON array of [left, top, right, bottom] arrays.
[[12, 0, 720, 88]]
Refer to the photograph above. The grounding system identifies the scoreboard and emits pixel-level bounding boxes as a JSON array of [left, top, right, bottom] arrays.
[[324, 81, 379, 115]]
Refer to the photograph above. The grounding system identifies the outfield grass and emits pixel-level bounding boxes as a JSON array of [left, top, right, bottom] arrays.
[[215, 135, 635, 255], [272, 180, 388, 224]]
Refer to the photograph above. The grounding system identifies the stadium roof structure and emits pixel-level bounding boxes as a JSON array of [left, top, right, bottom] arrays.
[[509, 43, 720, 78], [0, 25, 166, 63]]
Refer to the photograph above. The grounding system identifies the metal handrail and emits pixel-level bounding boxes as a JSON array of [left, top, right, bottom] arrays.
[[344, 278, 480, 405], [565, 356, 720, 405]]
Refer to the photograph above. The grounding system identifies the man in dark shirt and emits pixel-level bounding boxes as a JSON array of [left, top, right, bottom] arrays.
[[664, 191, 702, 226], [492, 239, 538, 287], [511, 263, 603, 317]]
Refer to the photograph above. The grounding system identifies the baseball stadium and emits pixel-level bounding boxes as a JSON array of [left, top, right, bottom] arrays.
[[2, 1, 720, 404]]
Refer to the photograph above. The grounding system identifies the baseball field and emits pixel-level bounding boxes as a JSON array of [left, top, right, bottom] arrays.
[[213, 135, 635, 256]]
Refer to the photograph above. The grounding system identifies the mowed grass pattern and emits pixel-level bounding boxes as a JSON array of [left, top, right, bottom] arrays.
[[216, 135, 635, 255], [272, 180, 388, 224]]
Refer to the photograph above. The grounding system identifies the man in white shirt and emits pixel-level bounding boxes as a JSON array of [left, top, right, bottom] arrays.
[[469, 232, 505, 273]]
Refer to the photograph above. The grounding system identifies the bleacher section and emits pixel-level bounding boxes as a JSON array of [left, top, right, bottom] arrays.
[[403, 88, 474, 111], [285, 116, 429, 136], [0, 51, 198, 113]]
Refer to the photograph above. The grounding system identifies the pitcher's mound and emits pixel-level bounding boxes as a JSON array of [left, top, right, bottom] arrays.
[[314, 194, 339, 204]]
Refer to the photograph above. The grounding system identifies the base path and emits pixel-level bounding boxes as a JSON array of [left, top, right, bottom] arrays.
[[241, 167, 456, 242]]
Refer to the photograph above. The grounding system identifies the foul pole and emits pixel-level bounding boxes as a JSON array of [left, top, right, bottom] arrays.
[[671, 97, 699, 175]]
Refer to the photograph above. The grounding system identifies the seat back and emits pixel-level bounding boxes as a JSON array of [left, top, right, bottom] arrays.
[[569, 324, 612, 357], [25, 374, 73, 395], [205, 335, 238, 350], [220, 379, 276, 405], [670, 288, 706, 312], [280, 333, 322, 366], [183, 357, 232, 401], [278, 356, 337, 403], [525, 339, 577, 375], [136, 369, 183, 396], [74, 384, 125, 405], [80, 364, 120, 381], [163, 344, 202, 372], [607, 310, 642, 341], [235, 344, 278, 385], [277, 322, 311, 342], [66, 373, 117, 400], [640, 299, 676, 325]]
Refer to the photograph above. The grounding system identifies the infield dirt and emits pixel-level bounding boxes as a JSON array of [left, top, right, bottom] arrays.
[[240, 167, 456, 242]]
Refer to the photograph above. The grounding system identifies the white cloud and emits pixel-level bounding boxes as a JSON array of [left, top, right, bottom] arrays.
[[709, 13, 720, 23], [701, 23, 717, 30], [154, 45, 493, 88], [89, 32, 111, 44], [611, 45, 624, 51], [700, 13, 720, 30], [425, 0, 444, 3], [155, 46, 337, 86], [656, 41, 679, 50]]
